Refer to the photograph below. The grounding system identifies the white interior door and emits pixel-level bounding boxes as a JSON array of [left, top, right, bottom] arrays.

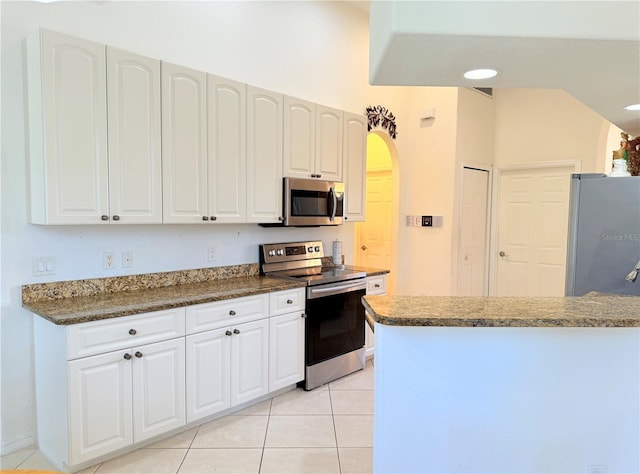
[[457, 167, 490, 296], [494, 165, 574, 296], [356, 170, 392, 272]]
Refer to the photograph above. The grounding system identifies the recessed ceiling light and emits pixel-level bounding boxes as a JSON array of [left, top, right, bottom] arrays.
[[624, 103, 640, 111], [463, 68, 499, 80]]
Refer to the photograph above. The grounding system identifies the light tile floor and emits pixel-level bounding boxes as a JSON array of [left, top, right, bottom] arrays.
[[1, 359, 374, 474]]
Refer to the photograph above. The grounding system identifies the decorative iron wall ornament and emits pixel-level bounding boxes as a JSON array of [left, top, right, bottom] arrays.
[[366, 105, 397, 139]]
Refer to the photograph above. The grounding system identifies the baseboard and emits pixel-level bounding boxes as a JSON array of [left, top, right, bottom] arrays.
[[1, 432, 35, 456]]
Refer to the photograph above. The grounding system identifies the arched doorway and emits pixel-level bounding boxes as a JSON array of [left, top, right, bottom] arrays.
[[355, 131, 399, 294]]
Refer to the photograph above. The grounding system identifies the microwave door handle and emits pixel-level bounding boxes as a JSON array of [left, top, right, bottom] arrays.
[[328, 187, 337, 221]]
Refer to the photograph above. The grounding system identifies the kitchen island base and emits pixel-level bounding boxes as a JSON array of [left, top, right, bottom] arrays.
[[374, 324, 639, 473]]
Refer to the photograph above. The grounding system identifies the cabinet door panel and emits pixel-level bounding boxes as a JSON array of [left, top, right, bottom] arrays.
[[107, 47, 162, 223], [316, 105, 343, 181], [68, 350, 133, 465], [208, 75, 246, 223], [231, 319, 269, 406], [132, 338, 185, 442], [162, 62, 208, 223], [186, 329, 231, 423], [246, 86, 283, 223], [33, 30, 108, 224], [343, 112, 367, 222], [269, 312, 304, 392], [283, 96, 315, 179]]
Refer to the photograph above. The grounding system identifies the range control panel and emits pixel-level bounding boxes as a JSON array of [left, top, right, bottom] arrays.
[[260, 241, 324, 264]]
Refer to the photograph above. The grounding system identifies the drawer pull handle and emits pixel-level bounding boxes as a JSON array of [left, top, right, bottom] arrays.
[[233, 329, 240, 335], [286, 299, 293, 304], [135, 351, 143, 358], [129, 329, 137, 335], [229, 310, 236, 316], [123, 353, 132, 360], [225, 330, 232, 336], [374, 284, 381, 288]]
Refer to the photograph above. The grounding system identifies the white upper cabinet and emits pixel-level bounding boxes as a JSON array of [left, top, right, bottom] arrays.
[[343, 112, 367, 222], [27, 29, 109, 224], [107, 47, 162, 224], [161, 62, 208, 224], [315, 105, 343, 182], [283, 97, 343, 181], [246, 85, 283, 224], [207, 75, 246, 223], [283, 96, 315, 179]]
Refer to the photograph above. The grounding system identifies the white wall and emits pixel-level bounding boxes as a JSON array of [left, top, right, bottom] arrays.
[[0, 0, 410, 453]]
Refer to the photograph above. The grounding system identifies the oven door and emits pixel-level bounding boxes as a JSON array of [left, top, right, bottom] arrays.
[[305, 280, 366, 367]]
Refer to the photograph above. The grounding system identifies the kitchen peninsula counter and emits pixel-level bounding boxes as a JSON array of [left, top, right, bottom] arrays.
[[362, 294, 640, 328], [366, 294, 640, 473]]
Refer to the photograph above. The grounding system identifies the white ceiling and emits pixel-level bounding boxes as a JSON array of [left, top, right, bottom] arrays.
[[367, 1, 640, 136]]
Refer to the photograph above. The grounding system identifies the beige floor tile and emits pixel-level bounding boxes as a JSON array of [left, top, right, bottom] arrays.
[[338, 447, 373, 473], [75, 463, 102, 474], [333, 415, 373, 448], [15, 450, 60, 472], [329, 390, 373, 414], [230, 399, 272, 416], [329, 369, 373, 391], [0, 447, 36, 470], [93, 448, 186, 473], [191, 415, 268, 448], [270, 388, 332, 415], [264, 415, 336, 448], [178, 448, 262, 473], [146, 427, 199, 449], [259, 448, 340, 474]]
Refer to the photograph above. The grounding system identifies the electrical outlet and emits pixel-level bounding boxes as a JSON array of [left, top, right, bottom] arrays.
[[122, 251, 133, 268], [103, 252, 115, 270], [207, 246, 216, 262]]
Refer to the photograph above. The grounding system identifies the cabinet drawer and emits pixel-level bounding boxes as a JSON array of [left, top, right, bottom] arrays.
[[186, 294, 268, 334], [366, 275, 387, 295], [67, 308, 186, 360], [269, 288, 305, 316]]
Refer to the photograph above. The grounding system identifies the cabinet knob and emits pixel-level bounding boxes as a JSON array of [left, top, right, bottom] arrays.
[[286, 299, 293, 304], [301, 313, 307, 318], [202, 216, 209, 221], [129, 329, 137, 335], [317, 174, 322, 178], [225, 330, 232, 336], [135, 351, 143, 358], [123, 353, 132, 360], [101, 215, 109, 221], [112, 215, 120, 221], [375, 284, 381, 288], [278, 216, 285, 222], [210, 216, 217, 221], [233, 329, 240, 335], [229, 310, 236, 316]]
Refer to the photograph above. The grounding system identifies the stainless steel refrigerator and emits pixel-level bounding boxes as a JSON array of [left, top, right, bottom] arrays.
[[565, 173, 640, 296]]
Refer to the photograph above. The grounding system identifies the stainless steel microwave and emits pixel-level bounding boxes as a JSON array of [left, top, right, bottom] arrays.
[[282, 177, 344, 226]]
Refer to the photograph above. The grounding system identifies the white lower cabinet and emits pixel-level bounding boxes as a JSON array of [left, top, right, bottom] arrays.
[[269, 311, 305, 392], [186, 318, 269, 423], [365, 274, 387, 359], [68, 337, 185, 466]]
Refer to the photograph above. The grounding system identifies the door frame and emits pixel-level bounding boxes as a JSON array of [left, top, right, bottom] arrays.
[[488, 160, 581, 296], [452, 162, 493, 296]]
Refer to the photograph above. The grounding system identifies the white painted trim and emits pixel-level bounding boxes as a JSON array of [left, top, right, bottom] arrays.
[[488, 160, 581, 296], [1, 433, 35, 456], [451, 162, 493, 296]]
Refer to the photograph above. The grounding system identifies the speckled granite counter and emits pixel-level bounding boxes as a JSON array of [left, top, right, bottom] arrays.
[[23, 265, 306, 325], [363, 295, 640, 328]]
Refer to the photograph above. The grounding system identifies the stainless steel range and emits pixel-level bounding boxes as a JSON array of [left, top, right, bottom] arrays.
[[260, 241, 366, 390]]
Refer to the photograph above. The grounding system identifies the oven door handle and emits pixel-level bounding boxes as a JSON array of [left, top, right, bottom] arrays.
[[307, 280, 366, 299]]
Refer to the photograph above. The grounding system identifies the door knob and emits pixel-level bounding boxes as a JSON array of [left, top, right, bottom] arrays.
[[361, 245, 368, 251], [499, 251, 508, 257]]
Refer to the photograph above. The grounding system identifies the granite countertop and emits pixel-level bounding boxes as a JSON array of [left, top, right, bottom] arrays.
[[23, 264, 307, 325], [362, 295, 640, 328], [342, 265, 389, 277]]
